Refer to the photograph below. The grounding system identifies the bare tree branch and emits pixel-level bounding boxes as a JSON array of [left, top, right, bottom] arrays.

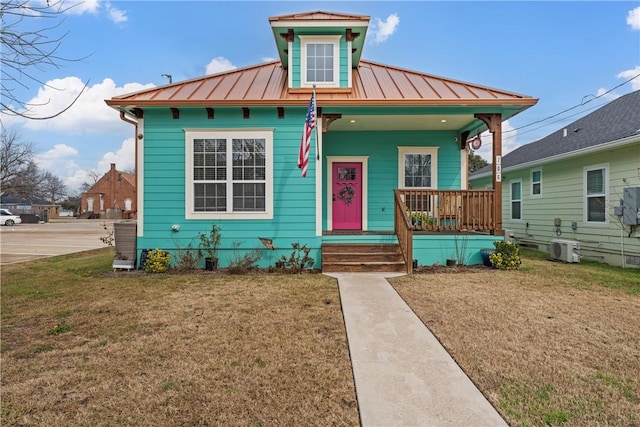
[[0, 0, 90, 120]]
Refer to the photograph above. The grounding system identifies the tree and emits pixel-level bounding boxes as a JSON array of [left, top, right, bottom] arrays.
[[468, 152, 489, 173], [1, 127, 67, 200], [1, 127, 34, 192], [40, 170, 67, 202], [1, 0, 88, 120]]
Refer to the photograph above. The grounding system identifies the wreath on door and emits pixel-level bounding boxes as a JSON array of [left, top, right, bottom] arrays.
[[338, 185, 355, 205]]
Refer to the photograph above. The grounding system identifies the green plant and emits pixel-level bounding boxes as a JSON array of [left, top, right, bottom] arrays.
[[48, 323, 72, 335], [278, 242, 314, 273], [489, 240, 521, 270], [198, 224, 222, 261], [145, 248, 171, 273]]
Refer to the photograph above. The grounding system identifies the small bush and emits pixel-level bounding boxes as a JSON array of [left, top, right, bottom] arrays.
[[174, 240, 201, 272], [145, 248, 171, 273], [227, 241, 263, 274], [279, 242, 314, 273], [490, 240, 521, 270]]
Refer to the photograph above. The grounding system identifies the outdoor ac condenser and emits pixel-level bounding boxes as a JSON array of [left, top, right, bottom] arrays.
[[549, 239, 580, 263]]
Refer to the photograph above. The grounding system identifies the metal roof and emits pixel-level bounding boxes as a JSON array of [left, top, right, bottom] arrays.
[[268, 10, 371, 24], [106, 59, 536, 109], [472, 89, 640, 176]]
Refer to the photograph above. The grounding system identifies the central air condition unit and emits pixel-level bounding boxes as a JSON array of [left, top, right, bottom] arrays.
[[549, 239, 580, 263]]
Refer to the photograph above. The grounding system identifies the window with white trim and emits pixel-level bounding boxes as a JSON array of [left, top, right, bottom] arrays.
[[584, 165, 607, 223], [531, 169, 542, 197], [185, 130, 273, 219], [398, 147, 439, 189], [300, 35, 341, 88], [510, 180, 522, 220]]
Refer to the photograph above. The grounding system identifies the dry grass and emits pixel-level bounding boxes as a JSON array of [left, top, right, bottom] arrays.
[[1, 249, 358, 426], [390, 251, 640, 427]]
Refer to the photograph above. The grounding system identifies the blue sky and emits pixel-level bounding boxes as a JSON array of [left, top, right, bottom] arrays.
[[3, 0, 639, 194]]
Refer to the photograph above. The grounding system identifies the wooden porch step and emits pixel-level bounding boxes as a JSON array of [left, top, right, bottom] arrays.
[[322, 243, 406, 273]]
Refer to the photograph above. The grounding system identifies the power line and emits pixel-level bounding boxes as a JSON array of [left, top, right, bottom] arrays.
[[504, 73, 640, 134]]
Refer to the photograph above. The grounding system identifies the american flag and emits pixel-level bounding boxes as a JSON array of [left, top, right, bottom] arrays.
[[298, 91, 316, 178]]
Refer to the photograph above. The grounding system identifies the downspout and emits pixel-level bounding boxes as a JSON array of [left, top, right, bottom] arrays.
[[119, 111, 138, 218]]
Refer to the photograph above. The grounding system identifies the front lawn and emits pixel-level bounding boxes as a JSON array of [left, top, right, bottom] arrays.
[[1, 249, 359, 426], [390, 251, 640, 426]]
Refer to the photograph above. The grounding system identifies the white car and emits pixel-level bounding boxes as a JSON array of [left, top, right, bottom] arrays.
[[0, 209, 22, 226]]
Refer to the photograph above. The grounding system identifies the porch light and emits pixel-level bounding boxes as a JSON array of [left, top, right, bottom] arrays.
[[350, 119, 357, 123], [440, 119, 447, 123]]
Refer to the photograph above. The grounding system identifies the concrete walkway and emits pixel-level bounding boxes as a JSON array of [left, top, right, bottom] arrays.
[[327, 272, 508, 427]]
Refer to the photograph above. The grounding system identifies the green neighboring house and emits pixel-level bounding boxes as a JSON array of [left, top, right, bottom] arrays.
[[470, 90, 640, 268], [106, 10, 537, 272]]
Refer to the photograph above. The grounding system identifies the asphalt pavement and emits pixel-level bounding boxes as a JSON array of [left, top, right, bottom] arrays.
[[0, 219, 111, 265]]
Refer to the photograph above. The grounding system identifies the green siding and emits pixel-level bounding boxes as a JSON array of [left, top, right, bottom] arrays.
[[139, 107, 321, 268], [471, 143, 640, 267], [291, 30, 350, 89], [323, 130, 462, 230]]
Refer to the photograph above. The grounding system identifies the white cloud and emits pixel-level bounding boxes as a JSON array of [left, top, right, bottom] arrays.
[[54, 138, 136, 194], [472, 120, 518, 162], [64, 0, 126, 23], [627, 6, 640, 30], [617, 65, 640, 91], [205, 57, 237, 75], [371, 14, 400, 43], [6, 77, 154, 133], [261, 57, 278, 63], [105, 2, 128, 24]]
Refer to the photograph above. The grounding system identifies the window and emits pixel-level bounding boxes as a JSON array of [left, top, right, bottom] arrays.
[[398, 147, 438, 213], [398, 147, 439, 189], [185, 130, 273, 219], [531, 169, 542, 197], [584, 165, 607, 223], [510, 180, 522, 220], [300, 35, 341, 88]]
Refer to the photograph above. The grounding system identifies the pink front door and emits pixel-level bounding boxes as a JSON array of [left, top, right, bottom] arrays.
[[332, 162, 362, 230]]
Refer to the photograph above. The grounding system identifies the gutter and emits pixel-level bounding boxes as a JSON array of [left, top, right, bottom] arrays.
[[471, 133, 640, 180], [119, 111, 139, 219]]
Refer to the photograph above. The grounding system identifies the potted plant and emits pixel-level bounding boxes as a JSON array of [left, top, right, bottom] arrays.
[[198, 224, 222, 270]]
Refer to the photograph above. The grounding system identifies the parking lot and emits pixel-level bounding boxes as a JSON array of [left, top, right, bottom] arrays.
[[0, 219, 113, 265]]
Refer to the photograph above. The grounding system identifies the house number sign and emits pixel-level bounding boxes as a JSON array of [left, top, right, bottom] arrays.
[[495, 156, 502, 182]]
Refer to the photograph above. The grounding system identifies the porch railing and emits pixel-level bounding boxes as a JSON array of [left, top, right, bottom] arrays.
[[393, 188, 495, 273], [394, 190, 414, 274], [395, 189, 495, 233]]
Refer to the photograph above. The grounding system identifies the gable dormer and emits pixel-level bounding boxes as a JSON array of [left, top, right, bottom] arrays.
[[269, 11, 370, 90]]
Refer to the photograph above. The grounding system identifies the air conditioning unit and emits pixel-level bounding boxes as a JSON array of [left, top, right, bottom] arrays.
[[549, 239, 580, 263]]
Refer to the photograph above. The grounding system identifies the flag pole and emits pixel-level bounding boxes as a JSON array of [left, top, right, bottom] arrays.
[[313, 85, 319, 161]]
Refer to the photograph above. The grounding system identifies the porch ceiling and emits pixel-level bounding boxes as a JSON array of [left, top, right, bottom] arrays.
[[327, 114, 474, 131]]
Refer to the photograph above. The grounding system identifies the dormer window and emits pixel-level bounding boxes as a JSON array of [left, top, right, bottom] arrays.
[[300, 35, 341, 88]]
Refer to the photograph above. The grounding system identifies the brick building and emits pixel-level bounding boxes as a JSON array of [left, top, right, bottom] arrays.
[[81, 163, 136, 219]]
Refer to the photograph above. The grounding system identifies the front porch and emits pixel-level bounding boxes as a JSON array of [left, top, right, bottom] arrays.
[[322, 189, 499, 273]]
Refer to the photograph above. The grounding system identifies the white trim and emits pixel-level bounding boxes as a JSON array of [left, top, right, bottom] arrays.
[[299, 35, 341, 88], [326, 156, 369, 231], [287, 39, 293, 89], [137, 118, 144, 237], [509, 178, 523, 221], [184, 129, 274, 220], [471, 134, 640, 179], [530, 168, 542, 198], [397, 146, 439, 189], [347, 40, 353, 88], [460, 149, 468, 190], [583, 163, 609, 225], [315, 117, 323, 236]]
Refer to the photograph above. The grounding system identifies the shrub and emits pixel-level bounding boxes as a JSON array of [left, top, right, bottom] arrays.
[[227, 241, 263, 274], [489, 240, 521, 270], [145, 248, 171, 273], [278, 242, 314, 273]]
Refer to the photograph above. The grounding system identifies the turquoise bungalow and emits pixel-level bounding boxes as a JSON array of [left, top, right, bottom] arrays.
[[106, 11, 537, 273]]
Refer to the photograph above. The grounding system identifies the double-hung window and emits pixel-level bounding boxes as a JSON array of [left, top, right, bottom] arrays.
[[300, 35, 341, 88], [510, 180, 522, 220], [584, 165, 607, 223], [531, 169, 542, 197], [398, 147, 439, 212], [185, 129, 273, 219]]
